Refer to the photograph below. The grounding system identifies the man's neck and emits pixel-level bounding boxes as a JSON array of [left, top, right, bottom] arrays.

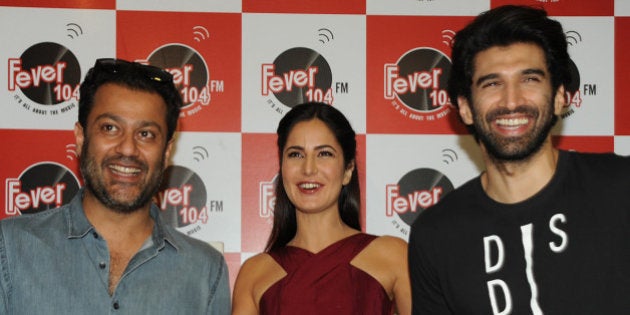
[[480, 142, 559, 204], [81, 190, 156, 295], [81, 191, 154, 243]]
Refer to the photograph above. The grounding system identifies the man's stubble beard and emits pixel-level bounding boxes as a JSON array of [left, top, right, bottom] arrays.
[[79, 135, 166, 214], [472, 96, 558, 163]]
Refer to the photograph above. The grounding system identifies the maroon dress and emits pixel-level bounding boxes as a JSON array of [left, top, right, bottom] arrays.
[[259, 233, 394, 315]]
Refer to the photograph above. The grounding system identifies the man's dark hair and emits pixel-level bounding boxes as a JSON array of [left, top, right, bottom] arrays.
[[447, 5, 571, 109], [78, 59, 182, 141]]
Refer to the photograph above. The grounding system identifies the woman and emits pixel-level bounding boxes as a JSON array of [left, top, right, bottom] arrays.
[[232, 102, 411, 315]]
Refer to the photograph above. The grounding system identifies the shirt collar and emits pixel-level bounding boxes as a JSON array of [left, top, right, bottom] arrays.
[[64, 188, 180, 251], [148, 202, 180, 251]]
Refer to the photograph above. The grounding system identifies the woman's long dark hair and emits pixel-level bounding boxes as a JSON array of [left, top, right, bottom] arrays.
[[265, 102, 361, 252]]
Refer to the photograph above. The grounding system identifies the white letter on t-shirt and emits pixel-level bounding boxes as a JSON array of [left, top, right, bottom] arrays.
[[487, 279, 512, 315], [549, 213, 568, 253], [521, 224, 543, 315], [484, 235, 504, 273]]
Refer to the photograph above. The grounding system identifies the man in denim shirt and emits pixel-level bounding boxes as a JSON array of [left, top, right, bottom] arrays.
[[0, 59, 230, 314]]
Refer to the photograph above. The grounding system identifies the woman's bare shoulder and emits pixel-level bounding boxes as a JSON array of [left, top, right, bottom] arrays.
[[238, 252, 280, 278], [370, 235, 408, 257], [233, 252, 287, 314]]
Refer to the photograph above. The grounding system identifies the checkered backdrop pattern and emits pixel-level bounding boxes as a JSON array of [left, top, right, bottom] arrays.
[[1, 0, 628, 289]]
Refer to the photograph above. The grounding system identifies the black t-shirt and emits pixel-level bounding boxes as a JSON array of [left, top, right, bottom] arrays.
[[408, 150, 630, 315]]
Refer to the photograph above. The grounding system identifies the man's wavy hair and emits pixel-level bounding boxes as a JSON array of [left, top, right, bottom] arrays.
[[447, 5, 571, 133]]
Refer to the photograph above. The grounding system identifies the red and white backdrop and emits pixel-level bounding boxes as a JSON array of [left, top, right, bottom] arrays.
[[1, 0, 628, 289]]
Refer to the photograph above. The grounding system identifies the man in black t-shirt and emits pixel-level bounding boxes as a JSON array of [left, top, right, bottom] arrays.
[[408, 5, 630, 315]]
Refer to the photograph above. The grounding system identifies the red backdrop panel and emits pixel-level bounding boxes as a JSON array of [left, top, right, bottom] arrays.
[[1, 129, 81, 220], [491, 0, 613, 16], [553, 135, 615, 153], [116, 11, 242, 132], [243, 0, 365, 14], [615, 17, 630, 135], [367, 15, 472, 135], [0, 0, 114, 9]]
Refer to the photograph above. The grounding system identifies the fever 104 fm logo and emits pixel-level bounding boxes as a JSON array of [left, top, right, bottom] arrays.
[[146, 44, 224, 118], [385, 168, 453, 236], [156, 165, 224, 236], [261, 47, 344, 114], [384, 47, 453, 122], [5, 162, 81, 217], [8, 42, 81, 116]]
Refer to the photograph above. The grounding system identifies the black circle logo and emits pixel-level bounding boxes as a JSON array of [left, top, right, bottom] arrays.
[[16, 42, 81, 105], [395, 168, 454, 226], [14, 163, 81, 214], [269, 47, 332, 108], [157, 165, 207, 228], [148, 44, 209, 108], [394, 48, 451, 112]]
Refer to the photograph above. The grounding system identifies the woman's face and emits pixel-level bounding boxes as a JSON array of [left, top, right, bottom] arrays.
[[281, 119, 353, 215]]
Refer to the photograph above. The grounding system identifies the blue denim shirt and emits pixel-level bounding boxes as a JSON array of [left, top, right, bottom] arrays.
[[0, 190, 231, 314]]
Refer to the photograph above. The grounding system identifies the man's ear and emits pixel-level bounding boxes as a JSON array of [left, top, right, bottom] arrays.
[[163, 139, 174, 170], [458, 96, 474, 125], [554, 85, 566, 115], [74, 122, 84, 157]]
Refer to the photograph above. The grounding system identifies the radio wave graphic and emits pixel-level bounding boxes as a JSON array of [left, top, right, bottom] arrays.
[[192, 146, 209, 162], [441, 29, 456, 47], [66, 23, 83, 39], [193, 26, 210, 42], [441, 148, 458, 165], [66, 144, 78, 160], [317, 28, 334, 44], [565, 30, 582, 46]]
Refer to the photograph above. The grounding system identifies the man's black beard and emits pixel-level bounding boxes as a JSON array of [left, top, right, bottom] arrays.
[[80, 136, 165, 213], [473, 99, 557, 163]]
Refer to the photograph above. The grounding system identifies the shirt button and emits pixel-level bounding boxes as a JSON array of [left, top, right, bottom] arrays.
[[113, 302, 120, 309], [92, 232, 99, 239], [99, 262, 106, 269]]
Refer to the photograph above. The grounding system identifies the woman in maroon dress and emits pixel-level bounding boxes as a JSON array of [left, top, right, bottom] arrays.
[[233, 102, 411, 315]]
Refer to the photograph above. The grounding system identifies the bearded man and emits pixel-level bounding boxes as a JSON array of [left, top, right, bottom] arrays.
[[408, 5, 630, 315], [0, 59, 230, 314]]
